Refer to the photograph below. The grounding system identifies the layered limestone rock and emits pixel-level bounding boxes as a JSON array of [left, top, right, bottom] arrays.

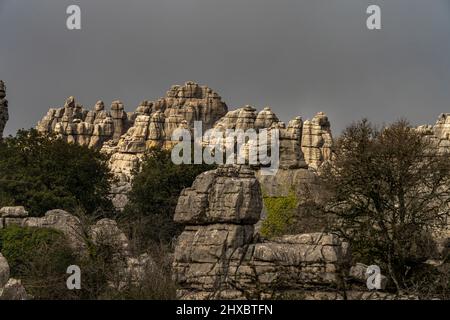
[[36, 83, 333, 181], [0, 80, 8, 139], [0, 253, 30, 300], [37, 97, 129, 148], [172, 165, 350, 300], [301, 112, 333, 169], [108, 82, 228, 183], [35, 82, 333, 210], [210, 106, 310, 170], [418, 113, 450, 154]]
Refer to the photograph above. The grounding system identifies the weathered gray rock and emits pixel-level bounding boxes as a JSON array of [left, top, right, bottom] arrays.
[[256, 168, 317, 197], [301, 112, 333, 169], [175, 165, 262, 224], [89, 218, 130, 256], [349, 263, 369, 282], [0, 206, 28, 218], [173, 165, 350, 299], [23, 209, 84, 250], [0, 253, 9, 288], [0, 278, 31, 300]]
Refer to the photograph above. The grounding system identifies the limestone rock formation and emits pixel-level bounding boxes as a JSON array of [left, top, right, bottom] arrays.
[[0, 279, 31, 300], [172, 165, 350, 299], [0, 253, 9, 288], [37, 97, 129, 148], [418, 113, 450, 154], [89, 218, 131, 257], [0, 254, 30, 300], [209, 106, 311, 170], [108, 82, 228, 183], [175, 165, 262, 224], [0, 80, 8, 139], [35, 82, 334, 210], [301, 112, 333, 169], [22, 209, 85, 250]]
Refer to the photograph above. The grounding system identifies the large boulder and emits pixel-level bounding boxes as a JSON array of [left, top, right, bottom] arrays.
[[0, 206, 29, 218], [89, 218, 131, 257], [23, 209, 84, 250], [174, 165, 262, 224]]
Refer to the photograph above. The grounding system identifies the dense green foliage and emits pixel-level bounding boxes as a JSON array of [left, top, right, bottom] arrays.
[[0, 129, 114, 216], [123, 148, 214, 246], [0, 225, 73, 276], [0, 225, 76, 299], [260, 191, 298, 238]]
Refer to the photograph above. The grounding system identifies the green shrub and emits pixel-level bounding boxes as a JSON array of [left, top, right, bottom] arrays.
[[0, 129, 114, 217], [260, 191, 298, 238], [0, 225, 77, 299]]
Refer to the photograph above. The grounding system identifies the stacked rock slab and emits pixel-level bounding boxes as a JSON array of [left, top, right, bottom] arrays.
[[210, 106, 309, 169], [108, 82, 228, 182], [301, 112, 333, 169], [0, 80, 8, 139], [173, 165, 350, 300]]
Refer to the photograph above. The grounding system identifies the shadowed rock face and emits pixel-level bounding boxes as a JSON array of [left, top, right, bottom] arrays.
[[172, 165, 351, 300], [0, 81, 8, 139]]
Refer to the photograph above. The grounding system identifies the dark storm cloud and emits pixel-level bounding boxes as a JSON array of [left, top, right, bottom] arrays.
[[1, 0, 450, 136]]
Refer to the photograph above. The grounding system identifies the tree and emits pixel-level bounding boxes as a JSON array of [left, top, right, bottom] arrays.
[[0, 129, 114, 216], [123, 148, 214, 247], [321, 119, 450, 292]]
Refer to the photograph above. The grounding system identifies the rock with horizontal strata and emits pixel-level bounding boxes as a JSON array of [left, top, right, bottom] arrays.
[[172, 165, 350, 300]]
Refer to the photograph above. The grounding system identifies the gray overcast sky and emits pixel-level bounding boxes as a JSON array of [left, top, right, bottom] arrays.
[[1, 0, 450, 136]]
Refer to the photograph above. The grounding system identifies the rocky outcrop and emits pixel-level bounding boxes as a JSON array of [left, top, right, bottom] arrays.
[[0, 80, 8, 139], [36, 83, 333, 178], [0, 207, 131, 257], [37, 97, 130, 148], [172, 165, 350, 299], [209, 106, 310, 170], [0, 206, 151, 297], [0, 253, 9, 288], [35, 82, 334, 210], [418, 113, 450, 154], [301, 112, 333, 169], [107, 82, 228, 185], [0, 253, 30, 300]]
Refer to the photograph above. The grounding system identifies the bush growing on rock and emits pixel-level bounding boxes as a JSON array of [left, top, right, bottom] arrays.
[[260, 191, 298, 238], [0, 129, 114, 217]]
